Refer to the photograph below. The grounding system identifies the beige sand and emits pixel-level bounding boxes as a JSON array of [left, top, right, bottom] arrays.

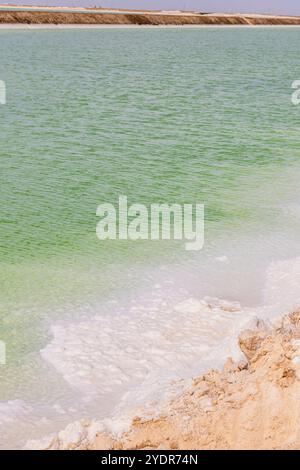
[[0, 7, 300, 26]]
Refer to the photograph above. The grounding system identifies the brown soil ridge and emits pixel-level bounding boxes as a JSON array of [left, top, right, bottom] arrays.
[[27, 309, 300, 450], [1, 11, 300, 26]]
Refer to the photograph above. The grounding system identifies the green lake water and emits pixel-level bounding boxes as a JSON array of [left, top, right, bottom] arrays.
[[0, 27, 300, 448]]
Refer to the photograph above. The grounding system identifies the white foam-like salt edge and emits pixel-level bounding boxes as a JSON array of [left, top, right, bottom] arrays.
[[0, 400, 32, 425], [35, 256, 300, 439], [41, 299, 246, 397], [3, 255, 300, 448]]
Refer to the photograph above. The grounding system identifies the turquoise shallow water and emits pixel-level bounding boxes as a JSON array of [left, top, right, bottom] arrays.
[[1, 27, 300, 448]]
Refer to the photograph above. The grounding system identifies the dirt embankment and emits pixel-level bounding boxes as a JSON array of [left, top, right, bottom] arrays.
[[26, 310, 300, 450], [1, 11, 300, 26]]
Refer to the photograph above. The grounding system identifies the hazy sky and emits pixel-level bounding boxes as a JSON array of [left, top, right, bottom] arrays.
[[9, 1, 300, 16]]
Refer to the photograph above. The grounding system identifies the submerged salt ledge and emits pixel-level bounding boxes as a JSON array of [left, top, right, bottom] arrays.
[[28, 309, 300, 450], [3, 256, 300, 449], [36, 256, 300, 442], [0, 401, 32, 425], [40, 297, 250, 406], [41, 258, 300, 403]]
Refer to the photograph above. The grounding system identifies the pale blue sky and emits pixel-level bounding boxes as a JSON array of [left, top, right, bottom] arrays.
[[8, 1, 300, 16]]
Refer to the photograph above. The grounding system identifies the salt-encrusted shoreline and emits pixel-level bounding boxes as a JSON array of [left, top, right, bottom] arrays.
[[26, 309, 300, 450], [2, 24, 300, 30]]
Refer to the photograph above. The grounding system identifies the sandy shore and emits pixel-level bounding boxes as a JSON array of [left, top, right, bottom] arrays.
[[26, 309, 300, 450], [0, 7, 300, 26], [2, 24, 300, 30]]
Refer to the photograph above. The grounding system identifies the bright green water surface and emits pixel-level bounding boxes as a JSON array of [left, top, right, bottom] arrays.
[[0, 27, 300, 447]]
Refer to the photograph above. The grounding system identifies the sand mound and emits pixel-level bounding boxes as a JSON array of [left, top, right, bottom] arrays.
[[1, 10, 300, 26]]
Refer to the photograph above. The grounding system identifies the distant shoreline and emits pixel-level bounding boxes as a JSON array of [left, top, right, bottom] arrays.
[[2, 24, 300, 30], [0, 6, 300, 26]]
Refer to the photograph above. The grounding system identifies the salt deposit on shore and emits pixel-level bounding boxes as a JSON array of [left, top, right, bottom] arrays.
[[26, 309, 300, 450], [22, 255, 300, 450]]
